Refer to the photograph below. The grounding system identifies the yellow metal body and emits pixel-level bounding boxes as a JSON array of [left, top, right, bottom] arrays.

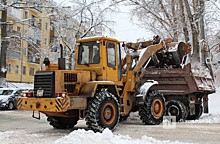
[[17, 97, 87, 112]]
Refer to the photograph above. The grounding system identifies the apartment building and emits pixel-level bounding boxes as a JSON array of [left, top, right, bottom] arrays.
[[1, 0, 89, 83], [2, 0, 51, 83]]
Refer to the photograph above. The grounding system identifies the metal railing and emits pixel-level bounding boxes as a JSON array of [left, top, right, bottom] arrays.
[[0, 76, 18, 88]]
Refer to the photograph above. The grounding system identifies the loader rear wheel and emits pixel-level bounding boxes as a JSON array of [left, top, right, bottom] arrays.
[[186, 105, 203, 120], [47, 116, 79, 129], [139, 90, 165, 125], [166, 100, 187, 122], [85, 89, 119, 132]]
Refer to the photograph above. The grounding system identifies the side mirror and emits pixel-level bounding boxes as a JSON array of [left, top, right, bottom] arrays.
[[43, 57, 50, 66]]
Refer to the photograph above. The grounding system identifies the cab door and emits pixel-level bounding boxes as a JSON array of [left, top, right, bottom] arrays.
[[106, 42, 118, 81]]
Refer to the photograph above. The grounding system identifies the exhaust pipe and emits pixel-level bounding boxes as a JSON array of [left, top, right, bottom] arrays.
[[58, 44, 65, 70]]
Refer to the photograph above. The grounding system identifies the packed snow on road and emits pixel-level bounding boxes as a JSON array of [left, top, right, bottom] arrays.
[[0, 87, 220, 144]]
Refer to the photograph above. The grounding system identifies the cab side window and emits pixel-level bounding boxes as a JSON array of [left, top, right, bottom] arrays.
[[107, 42, 116, 67]]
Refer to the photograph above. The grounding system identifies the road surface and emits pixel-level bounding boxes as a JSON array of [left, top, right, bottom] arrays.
[[0, 110, 220, 144]]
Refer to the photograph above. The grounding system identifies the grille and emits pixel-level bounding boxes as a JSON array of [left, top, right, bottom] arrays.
[[64, 73, 77, 82], [64, 73, 77, 94], [34, 71, 55, 98]]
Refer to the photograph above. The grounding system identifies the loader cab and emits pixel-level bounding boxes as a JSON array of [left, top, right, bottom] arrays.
[[75, 36, 122, 82]]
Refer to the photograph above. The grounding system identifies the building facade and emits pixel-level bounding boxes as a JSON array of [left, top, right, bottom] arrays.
[[1, 0, 89, 83], [3, 0, 51, 83]]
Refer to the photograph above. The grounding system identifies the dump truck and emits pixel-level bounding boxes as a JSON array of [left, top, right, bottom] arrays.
[[17, 36, 213, 132], [125, 35, 215, 122]]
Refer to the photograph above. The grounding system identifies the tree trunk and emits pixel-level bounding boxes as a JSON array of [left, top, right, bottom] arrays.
[[0, 0, 8, 78], [198, 0, 205, 65], [184, 0, 199, 65], [179, 0, 190, 43], [171, 0, 178, 41], [199, 0, 205, 40]]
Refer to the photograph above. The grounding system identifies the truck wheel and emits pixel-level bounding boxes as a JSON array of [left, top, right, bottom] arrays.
[[47, 116, 79, 129], [166, 100, 187, 122], [85, 89, 119, 132], [139, 90, 165, 125], [186, 105, 203, 120], [119, 115, 129, 122]]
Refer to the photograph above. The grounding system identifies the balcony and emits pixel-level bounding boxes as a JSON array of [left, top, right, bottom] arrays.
[[7, 7, 22, 20], [7, 47, 21, 60], [28, 56, 40, 64], [28, 27, 42, 41], [27, 0, 43, 13], [27, 39, 41, 62], [7, 30, 21, 38]]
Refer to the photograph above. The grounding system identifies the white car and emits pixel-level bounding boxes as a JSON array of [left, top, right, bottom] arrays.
[[0, 88, 25, 110]]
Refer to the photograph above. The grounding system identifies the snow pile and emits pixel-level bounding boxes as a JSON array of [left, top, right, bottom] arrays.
[[0, 129, 192, 144], [186, 114, 220, 124], [209, 87, 220, 114], [54, 128, 188, 144]]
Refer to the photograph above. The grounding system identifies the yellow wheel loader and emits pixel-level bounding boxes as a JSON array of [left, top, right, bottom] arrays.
[[17, 36, 192, 132]]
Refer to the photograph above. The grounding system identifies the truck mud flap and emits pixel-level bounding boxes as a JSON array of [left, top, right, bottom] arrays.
[[203, 96, 209, 113]]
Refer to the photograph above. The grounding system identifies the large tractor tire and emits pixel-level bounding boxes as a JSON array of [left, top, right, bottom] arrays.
[[47, 116, 79, 129], [166, 100, 187, 122], [186, 104, 203, 120], [139, 90, 166, 125], [85, 89, 120, 132]]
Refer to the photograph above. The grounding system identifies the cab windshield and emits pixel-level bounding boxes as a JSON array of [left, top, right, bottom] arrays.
[[78, 41, 100, 65]]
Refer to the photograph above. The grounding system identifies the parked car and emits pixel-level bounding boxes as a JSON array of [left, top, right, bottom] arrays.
[[0, 88, 25, 110]]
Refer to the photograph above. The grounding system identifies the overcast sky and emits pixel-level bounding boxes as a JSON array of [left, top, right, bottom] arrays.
[[54, 0, 153, 42], [109, 9, 154, 42]]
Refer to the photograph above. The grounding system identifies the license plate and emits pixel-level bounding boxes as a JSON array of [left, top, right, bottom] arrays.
[[37, 90, 44, 97]]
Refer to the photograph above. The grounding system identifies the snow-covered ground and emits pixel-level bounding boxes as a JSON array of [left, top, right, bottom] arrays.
[[0, 87, 219, 144]]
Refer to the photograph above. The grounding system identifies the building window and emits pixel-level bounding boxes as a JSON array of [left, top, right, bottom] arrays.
[[15, 65, 19, 74], [45, 22, 48, 30], [29, 68, 34, 76], [44, 38, 48, 45], [22, 66, 26, 75], [31, 15, 36, 26], [24, 11, 28, 19], [7, 64, 12, 73], [39, 19, 42, 28], [23, 47, 26, 56], [24, 30, 28, 37], [17, 26, 21, 32]]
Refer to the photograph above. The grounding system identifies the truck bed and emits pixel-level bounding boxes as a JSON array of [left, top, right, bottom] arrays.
[[141, 63, 215, 95]]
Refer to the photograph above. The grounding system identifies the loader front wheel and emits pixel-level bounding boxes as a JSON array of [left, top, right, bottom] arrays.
[[166, 100, 187, 122], [85, 89, 119, 132], [47, 116, 79, 129], [139, 90, 165, 125]]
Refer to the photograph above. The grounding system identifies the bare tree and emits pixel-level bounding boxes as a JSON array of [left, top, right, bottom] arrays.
[[179, 0, 190, 43], [113, 0, 220, 67], [0, 0, 8, 78], [49, 0, 118, 69]]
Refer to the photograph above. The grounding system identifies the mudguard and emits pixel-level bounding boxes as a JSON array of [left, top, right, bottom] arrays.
[[139, 80, 158, 100]]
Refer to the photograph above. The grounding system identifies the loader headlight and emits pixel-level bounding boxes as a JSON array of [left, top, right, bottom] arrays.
[[55, 92, 67, 98], [23, 92, 33, 97]]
